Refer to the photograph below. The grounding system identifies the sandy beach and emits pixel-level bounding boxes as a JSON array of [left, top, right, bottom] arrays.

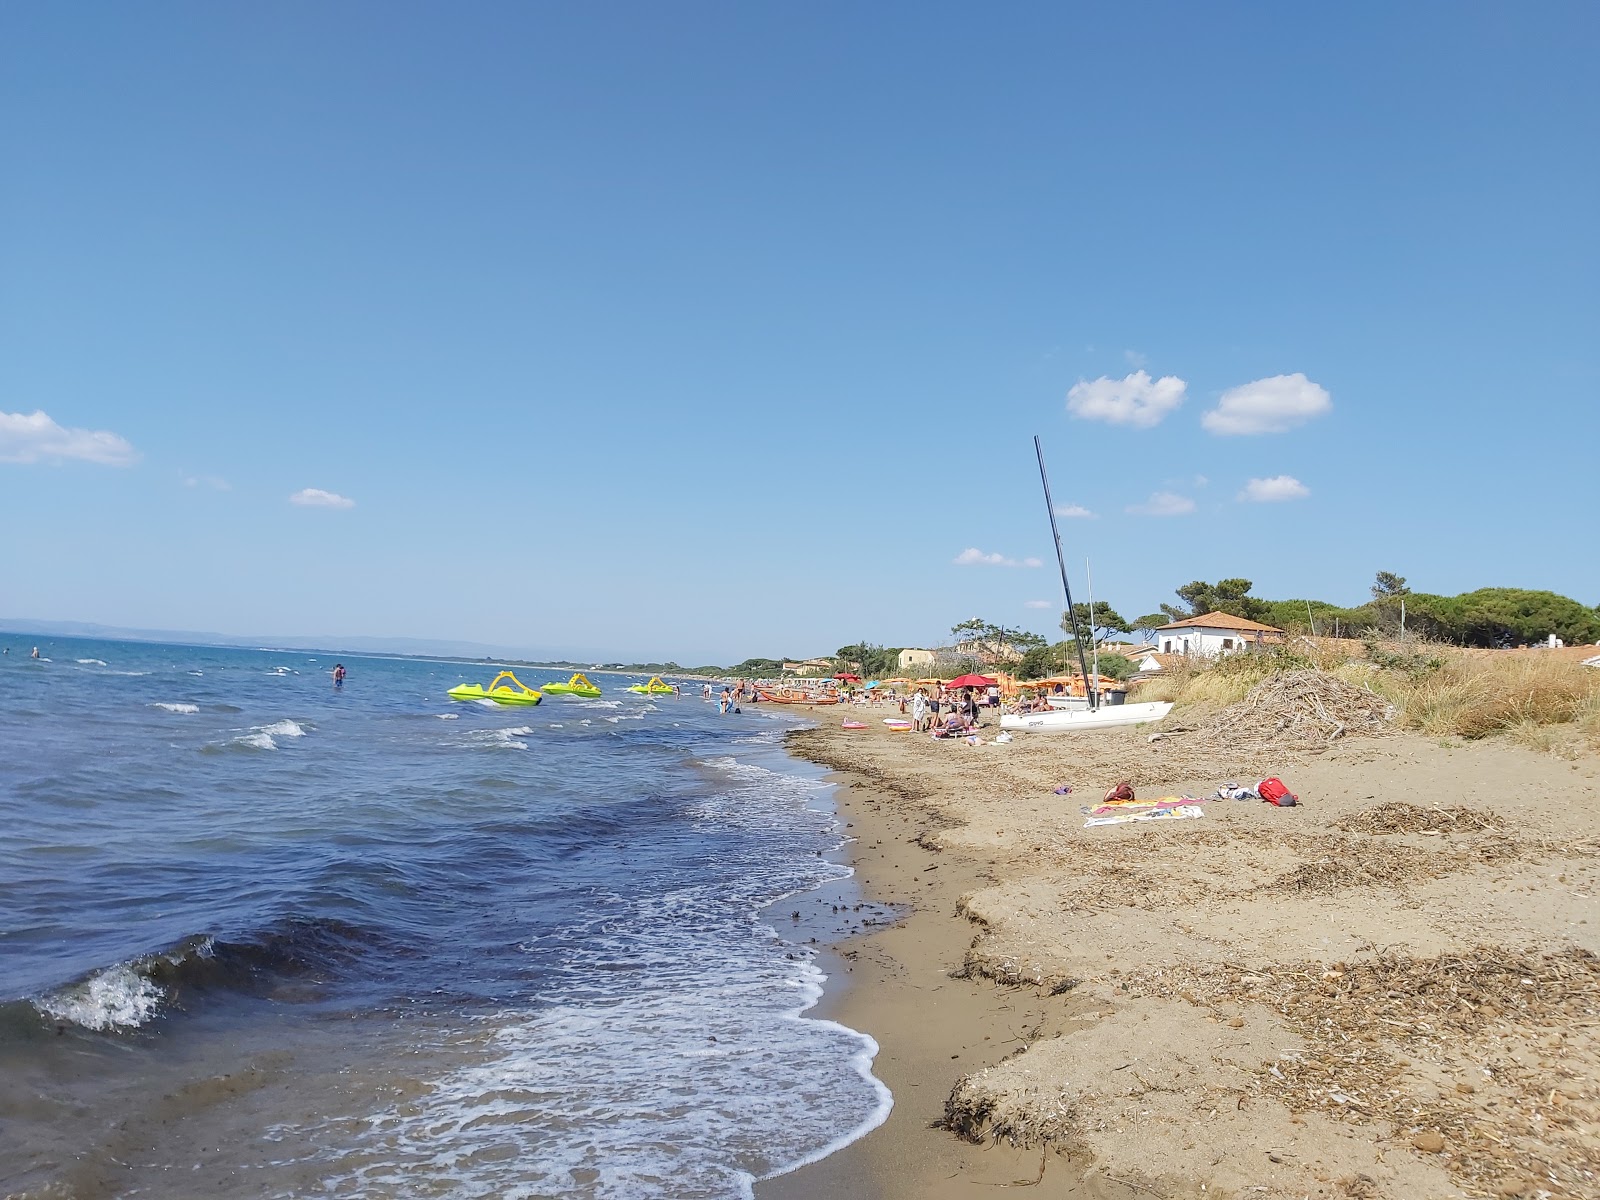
[[758, 700, 1600, 1200]]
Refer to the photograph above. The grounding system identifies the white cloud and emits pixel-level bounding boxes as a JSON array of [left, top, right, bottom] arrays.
[[184, 474, 231, 491], [1127, 491, 1196, 517], [1024, 599, 1055, 609], [1066, 370, 1186, 429], [1054, 503, 1096, 519], [1123, 349, 1148, 369], [954, 547, 1043, 568], [1239, 474, 1310, 502], [290, 487, 355, 509], [1202, 373, 1331, 435], [0, 409, 138, 466]]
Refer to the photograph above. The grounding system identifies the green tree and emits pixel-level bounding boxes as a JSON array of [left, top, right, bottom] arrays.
[[1132, 613, 1166, 643], [948, 619, 1043, 658], [1170, 578, 1272, 623], [835, 642, 901, 677], [1061, 601, 1130, 646], [1371, 571, 1410, 600]]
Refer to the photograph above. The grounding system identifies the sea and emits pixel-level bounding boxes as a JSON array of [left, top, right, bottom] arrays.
[[0, 636, 891, 1199]]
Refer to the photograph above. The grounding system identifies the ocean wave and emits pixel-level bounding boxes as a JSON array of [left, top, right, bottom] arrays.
[[237, 732, 279, 750], [259, 720, 309, 738], [76, 658, 109, 666], [304, 952, 888, 1198], [37, 962, 165, 1031], [700, 757, 826, 789], [28, 920, 390, 1033], [465, 726, 533, 750], [437, 713, 459, 720], [151, 702, 200, 714], [579, 699, 623, 710]]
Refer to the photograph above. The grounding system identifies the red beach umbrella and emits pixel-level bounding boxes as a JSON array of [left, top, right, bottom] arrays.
[[833, 672, 862, 682], [946, 673, 997, 689]]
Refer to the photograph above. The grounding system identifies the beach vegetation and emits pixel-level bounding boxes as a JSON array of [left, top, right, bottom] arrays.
[[1147, 634, 1599, 749], [1131, 613, 1166, 642], [833, 642, 903, 678], [1160, 578, 1274, 624], [1060, 600, 1129, 645], [1159, 572, 1599, 650]]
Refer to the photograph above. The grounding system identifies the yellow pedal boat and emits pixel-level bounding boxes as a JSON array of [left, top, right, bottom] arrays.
[[541, 672, 602, 699], [447, 671, 543, 706], [626, 676, 676, 695]]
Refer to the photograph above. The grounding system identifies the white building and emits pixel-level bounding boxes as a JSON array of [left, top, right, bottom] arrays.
[[898, 648, 936, 671], [1151, 611, 1286, 658]]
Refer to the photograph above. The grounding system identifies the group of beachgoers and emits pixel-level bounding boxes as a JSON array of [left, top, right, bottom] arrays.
[[702, 680, 762, 714]]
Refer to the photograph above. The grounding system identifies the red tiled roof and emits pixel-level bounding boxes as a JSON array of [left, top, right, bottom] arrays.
[[1154, 611, 1285, 634]]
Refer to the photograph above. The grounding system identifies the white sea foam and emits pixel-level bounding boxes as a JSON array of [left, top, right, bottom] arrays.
[[238, 732, 278, 750], [259, 720, 308, 738], [579, 699, 623, 710], [701, 757, 826, 790], [38, 964, 164, 1032], [76, 658, 108, 666], [437, 713, 459, 720], [465, 726, 533, 750], [296, 915, 886, 1200], [151, 702, 200, 714]]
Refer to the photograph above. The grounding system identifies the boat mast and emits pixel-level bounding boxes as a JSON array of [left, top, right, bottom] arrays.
[[1033, 435, 1097, 710], [1087, 556, 1099, 701]]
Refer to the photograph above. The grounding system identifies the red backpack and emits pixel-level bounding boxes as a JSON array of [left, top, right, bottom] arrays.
[[1258, 777, 1297, 806]]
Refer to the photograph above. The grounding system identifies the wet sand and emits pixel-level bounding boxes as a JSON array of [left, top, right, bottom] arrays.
[[759, 705, 1600, 1200]]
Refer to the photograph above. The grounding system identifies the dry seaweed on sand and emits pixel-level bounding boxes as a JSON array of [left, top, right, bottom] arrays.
[[1333, 801, 1506, 835], [941, 1072, 1079, 1148], [1183, 669, 1395, 753], [1125, 947, 1600, 1197]]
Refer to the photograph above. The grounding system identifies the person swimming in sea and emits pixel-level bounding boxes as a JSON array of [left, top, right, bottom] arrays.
[[332, 663, 346, 688]]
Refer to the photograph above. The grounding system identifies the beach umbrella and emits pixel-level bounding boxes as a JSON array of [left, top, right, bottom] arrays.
[[946, 673, 997, 689], [834, 672, 862, 682], [863, 681, 880, 689]]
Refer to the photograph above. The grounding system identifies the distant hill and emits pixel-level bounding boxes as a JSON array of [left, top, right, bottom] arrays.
[[0, 617, 609, 664]]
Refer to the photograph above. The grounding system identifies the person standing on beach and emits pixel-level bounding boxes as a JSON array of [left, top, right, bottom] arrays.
[[911, 688, 928, 732]]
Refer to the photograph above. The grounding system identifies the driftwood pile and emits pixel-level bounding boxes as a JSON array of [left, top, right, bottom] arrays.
[[1187, 669, 1394, 753]]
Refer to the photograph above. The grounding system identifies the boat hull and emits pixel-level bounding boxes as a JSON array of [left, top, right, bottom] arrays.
[[447, 685, 542, 706], [1000, 701, 1172, 733]]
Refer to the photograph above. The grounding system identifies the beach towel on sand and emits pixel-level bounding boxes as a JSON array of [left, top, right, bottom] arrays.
[[1085, 805, 1205, 828]]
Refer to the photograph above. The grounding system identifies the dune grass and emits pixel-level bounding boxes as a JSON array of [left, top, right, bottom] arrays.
[[1137, 639, 1600, 751]]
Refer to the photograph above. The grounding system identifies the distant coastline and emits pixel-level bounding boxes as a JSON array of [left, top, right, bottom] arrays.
[[0, 621, 730, 678]]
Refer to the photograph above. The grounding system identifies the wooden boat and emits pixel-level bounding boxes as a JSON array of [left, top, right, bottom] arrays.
[[756, 686, 840, 705]]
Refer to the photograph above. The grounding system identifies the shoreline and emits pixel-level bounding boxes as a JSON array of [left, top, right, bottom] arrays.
[[761, 703, 1600, 1200]]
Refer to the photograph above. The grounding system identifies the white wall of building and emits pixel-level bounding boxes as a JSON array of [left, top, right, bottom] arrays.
[[1156, 628, 1266, 658]]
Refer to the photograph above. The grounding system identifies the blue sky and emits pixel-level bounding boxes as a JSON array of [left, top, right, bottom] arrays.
[[3, 2, 1595, 663]]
